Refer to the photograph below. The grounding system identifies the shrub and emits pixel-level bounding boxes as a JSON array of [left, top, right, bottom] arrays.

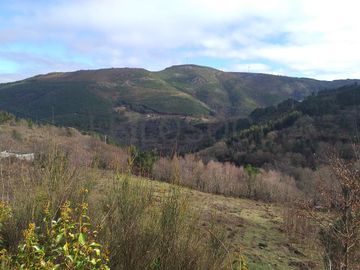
[[129, 146, 158, 177], [0, 200, 109, 269], [0, 111, 15, 124], [98, 174, 228, 270], [2, 146, 83, 250]]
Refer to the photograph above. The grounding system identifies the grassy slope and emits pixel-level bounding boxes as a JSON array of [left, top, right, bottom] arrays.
[[0, 81, 112, 129], [158, 65, 360, 117], [0, 119, 322, 269], [119, 175, 323, 270], [1, 65, 358, 122]]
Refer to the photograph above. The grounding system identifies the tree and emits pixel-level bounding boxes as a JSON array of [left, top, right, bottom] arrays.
[[128, 146, 158, 177], [244, 164, 260, 198], [306, 154, 360, 270]]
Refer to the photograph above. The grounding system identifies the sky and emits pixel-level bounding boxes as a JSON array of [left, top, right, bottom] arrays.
[[0, 0, 359, 82]]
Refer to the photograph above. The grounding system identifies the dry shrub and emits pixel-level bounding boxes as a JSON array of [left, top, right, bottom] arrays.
[[153, 155, 300, 202], [88, 139, 129, 171], [0, 146, 87, 251], [0, 121, 130, 171], [254, 170, 300, 202], [200, 161, 247, 196], [153, 157, 174, 182], [98, 174, 229, 270], [0, 121, 237, 269]]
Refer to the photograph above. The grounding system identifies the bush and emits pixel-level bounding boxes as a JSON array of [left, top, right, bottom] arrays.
[[0, 111, 15, 124], [0, 200, 109, 269], [98, 174, 228, 270], [1, 146, 83, 251]]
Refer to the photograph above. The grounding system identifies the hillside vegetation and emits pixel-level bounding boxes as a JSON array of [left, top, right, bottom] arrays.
[[1, 71, 360, 269], [0, 97, 358, 270], [1, 87, 360, 268], [0, 65, 358, 153], [0, 115, 325, 269], [200, 84, 360, 172]]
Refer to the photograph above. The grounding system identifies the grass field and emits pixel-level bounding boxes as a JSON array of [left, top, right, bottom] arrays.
[[99, 173, 323, 270]]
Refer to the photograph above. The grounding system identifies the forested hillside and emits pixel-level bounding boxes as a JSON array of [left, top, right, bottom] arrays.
[[0, 65, 358, 153], [200, 84, 360, 176]]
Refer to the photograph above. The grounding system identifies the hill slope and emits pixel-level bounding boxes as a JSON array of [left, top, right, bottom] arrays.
[[0, 116, 322, 269], [199, 83, 360, 176], [0, 65, 358, 152]]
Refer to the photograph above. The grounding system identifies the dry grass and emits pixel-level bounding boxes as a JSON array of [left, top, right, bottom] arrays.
[[0, 120, 324, 269], [106, 174, 324, 270]]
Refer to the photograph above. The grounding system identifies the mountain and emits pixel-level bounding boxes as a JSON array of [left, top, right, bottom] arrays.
[[0, 64, 358, 152]]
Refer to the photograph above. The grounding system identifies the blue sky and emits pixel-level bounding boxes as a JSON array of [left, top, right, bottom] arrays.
[[0, 0, 359, 82]]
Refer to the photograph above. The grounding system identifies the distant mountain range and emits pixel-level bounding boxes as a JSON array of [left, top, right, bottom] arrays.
[[0, 64, 359, 151]]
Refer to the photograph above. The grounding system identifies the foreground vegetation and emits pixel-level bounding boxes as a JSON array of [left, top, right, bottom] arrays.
[[1, 112, 359, 269], [0, 149, 242, 269], [0, 152, 322, 269]]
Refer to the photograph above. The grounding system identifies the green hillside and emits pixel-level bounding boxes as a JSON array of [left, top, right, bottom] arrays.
[[0, 65, 358, 151], [199, 83, 360, 177]]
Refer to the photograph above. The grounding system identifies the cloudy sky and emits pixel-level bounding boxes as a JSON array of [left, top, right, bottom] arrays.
[[0, 0, 359, 82]]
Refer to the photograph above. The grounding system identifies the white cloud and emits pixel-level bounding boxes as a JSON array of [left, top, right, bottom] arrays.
[[0, 0, 360, 81]]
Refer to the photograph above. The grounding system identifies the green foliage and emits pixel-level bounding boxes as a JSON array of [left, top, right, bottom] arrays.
[[0, 81, 112, 131], [0, 201, 12, 248], [129, 146, 158, 176], [244, 164, 260, 177], [234, 111, 302, 143], [0, 200, 109, 270], [0, 111, 15, 124], [206, 84, 360, 173], [233, 256, 249, 270]]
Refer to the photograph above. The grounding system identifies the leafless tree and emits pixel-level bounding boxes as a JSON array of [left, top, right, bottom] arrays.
[[306, 154, 360, 270]]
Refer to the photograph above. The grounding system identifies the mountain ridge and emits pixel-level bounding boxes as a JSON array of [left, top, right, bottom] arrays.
[[1, 64, 359, 152]]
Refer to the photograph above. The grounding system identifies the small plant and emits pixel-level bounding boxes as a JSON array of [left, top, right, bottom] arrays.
[[1, 199, 109, 270], [0, 202, 14, 269], [26, 119, 34, 129], [0, 111, 15, 124], [0, 201, 12, 250], [233, 256, 249, 270]]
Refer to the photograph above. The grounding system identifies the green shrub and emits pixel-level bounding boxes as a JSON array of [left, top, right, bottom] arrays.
[[0, 200, 109, 269], [129, 146, 158, 177], [0, 111, 15, 124]]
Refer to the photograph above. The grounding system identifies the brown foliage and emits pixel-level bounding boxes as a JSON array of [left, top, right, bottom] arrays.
[[303, 155, 360, 270], [153, 155, 300, 202]]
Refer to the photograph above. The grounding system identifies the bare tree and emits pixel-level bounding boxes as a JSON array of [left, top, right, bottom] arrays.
[[306, 154, 360, 270]]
